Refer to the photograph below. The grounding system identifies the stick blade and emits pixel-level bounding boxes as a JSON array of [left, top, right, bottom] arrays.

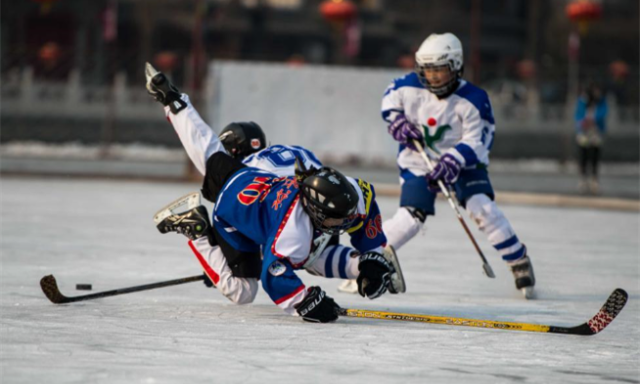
[[483, 263, 496, 278], [40, 275, 70, 304], [586, 288, 628, 334], [564, 288, 628, 336]]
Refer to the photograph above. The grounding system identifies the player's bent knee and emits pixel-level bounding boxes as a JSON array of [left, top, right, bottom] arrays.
[[466, 194, 504, 229], [217, 276, 259, 305]]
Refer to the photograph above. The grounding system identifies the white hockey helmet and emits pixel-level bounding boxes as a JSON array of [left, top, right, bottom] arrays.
[[415, 33, 464, 97]]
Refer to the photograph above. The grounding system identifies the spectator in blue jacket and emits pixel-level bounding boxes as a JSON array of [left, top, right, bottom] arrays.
[[574, 83, 608, 194]]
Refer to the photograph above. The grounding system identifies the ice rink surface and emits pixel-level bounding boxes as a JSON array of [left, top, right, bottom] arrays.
[[1, 176, 638, 384]]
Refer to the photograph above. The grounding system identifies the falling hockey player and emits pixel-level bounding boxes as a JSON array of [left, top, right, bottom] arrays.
[[380, 32, 536, 298], [145, 63, 405, 323]]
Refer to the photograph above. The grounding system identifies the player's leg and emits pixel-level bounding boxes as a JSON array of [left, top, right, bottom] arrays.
[[588, 146, 601, 194], [578, 145, 589, 193], [382, 173, 435, 251], [146, 63, 226, 175], [189, 237, 259, 305], [456, 169, 535, 296], [305, 244, 359, 279], [155, 199, 260, 305]]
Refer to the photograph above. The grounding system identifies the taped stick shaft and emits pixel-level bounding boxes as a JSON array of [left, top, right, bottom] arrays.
[[412, 139, 495, 278]]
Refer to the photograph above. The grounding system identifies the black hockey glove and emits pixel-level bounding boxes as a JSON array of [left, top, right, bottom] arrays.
[[294, 286, 340, 323], [357, 252, 393, 300], [202, 272, 215, 288], [145, 63, 187, 114]]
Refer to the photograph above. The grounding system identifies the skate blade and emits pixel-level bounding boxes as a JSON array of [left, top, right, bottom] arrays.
[[384, 245, 406, 293], [145, 62, 160, 81], [521, 287, 535, 299], [153, 192, 201, 224], [337, 280, 359, 294]]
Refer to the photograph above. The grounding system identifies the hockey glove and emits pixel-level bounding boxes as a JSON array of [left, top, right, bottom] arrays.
[[388, 114, 424, 151], [145, 62, 187, 114], [203, 272, 215, 288], [294, 286, 340, 323], [357, 252, 393, 300], [426, 153, 462, 188]]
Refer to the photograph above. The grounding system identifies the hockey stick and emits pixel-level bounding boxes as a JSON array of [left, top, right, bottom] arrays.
[[40, 274, 205, 304], [412, 139, 495, 278], [339, 288, 627, 336]]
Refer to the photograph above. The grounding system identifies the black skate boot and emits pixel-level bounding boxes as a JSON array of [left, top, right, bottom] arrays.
[[156, 205, 213, 242], [509, 254, 535, 299], [145, 62, 186, 114]]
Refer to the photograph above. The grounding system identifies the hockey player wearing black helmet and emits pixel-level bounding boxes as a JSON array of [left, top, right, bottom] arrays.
[[146, 62, 405, 323], [218, 122, 267, 159]]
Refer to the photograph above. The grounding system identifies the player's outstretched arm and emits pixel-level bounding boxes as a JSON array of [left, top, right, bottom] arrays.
[[145, 62, 226, 175]]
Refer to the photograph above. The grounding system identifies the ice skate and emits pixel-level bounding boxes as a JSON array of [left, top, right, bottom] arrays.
[[383, 245, 406, 294], [154, 192, 212, 241], [509, 255, 535, 299], [337, 279, 359, 294]]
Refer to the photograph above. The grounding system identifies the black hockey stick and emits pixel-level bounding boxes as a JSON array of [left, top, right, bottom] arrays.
[[339, 288, 628, 336], [412, 139, 495, 279], [40, 274, 205, 304]]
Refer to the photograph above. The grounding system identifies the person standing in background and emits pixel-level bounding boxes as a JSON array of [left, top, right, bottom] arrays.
[[574, 83, 608, 195]]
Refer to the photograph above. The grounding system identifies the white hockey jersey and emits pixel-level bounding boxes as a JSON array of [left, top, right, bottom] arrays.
[[242, 144, 323, 176], [381, 72, 496, 174]]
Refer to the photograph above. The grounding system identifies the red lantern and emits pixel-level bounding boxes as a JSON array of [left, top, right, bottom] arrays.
[[153, 51, 179, 73], [38, 42, 61, 65], [319, 0, 357, 23], [516, 59, 536, 80], [565, 1, 602, 35], [609, 60, 629, 80]]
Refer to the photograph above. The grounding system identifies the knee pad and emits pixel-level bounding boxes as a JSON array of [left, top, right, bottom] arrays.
[[382, 207, 425, 251], [466, 194, 505, 233]]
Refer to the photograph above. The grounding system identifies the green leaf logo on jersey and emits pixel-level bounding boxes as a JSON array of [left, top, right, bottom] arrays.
[[421, 124, 452, 154]]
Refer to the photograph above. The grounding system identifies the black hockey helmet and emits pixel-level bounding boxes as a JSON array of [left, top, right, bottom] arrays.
[[219, 122, 267, 159], [295, 159, 359, 235]]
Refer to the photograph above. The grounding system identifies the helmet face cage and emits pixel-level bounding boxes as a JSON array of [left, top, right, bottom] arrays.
[[219, 122, 266, 159], [300, 194, 357, 235], [415, 62, 462, 97]]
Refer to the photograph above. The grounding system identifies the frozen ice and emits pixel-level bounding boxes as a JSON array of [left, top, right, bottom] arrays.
[[1, 177, 638, 383]]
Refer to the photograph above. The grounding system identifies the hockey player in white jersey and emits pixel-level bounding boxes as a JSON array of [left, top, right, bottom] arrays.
[[381, 32, 535, 298], [145, 63, 404, 321]]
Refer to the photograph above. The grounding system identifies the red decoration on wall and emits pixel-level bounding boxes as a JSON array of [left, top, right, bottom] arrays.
[[609, 60, 629, 80], [565, 1, 602, 21], [38, 42, 61, 64], [516, 59, 536, 80], [319, 0, 357, 22], [154, 51, 179, 73], [565, 1, 602, 35]]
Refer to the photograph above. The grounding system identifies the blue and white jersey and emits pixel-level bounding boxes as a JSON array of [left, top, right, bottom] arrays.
[[381, 72, 496, 176], [212, 168, 386, 316], [242, 145, 323, 177]]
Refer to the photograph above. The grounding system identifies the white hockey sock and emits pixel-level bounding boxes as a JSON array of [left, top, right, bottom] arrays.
[[189, 237, 258, 305], [382, 207, 423, 251], [164, 94, 227, 176], [466, 194, 526, 262], [305, 245, 359, 279]]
